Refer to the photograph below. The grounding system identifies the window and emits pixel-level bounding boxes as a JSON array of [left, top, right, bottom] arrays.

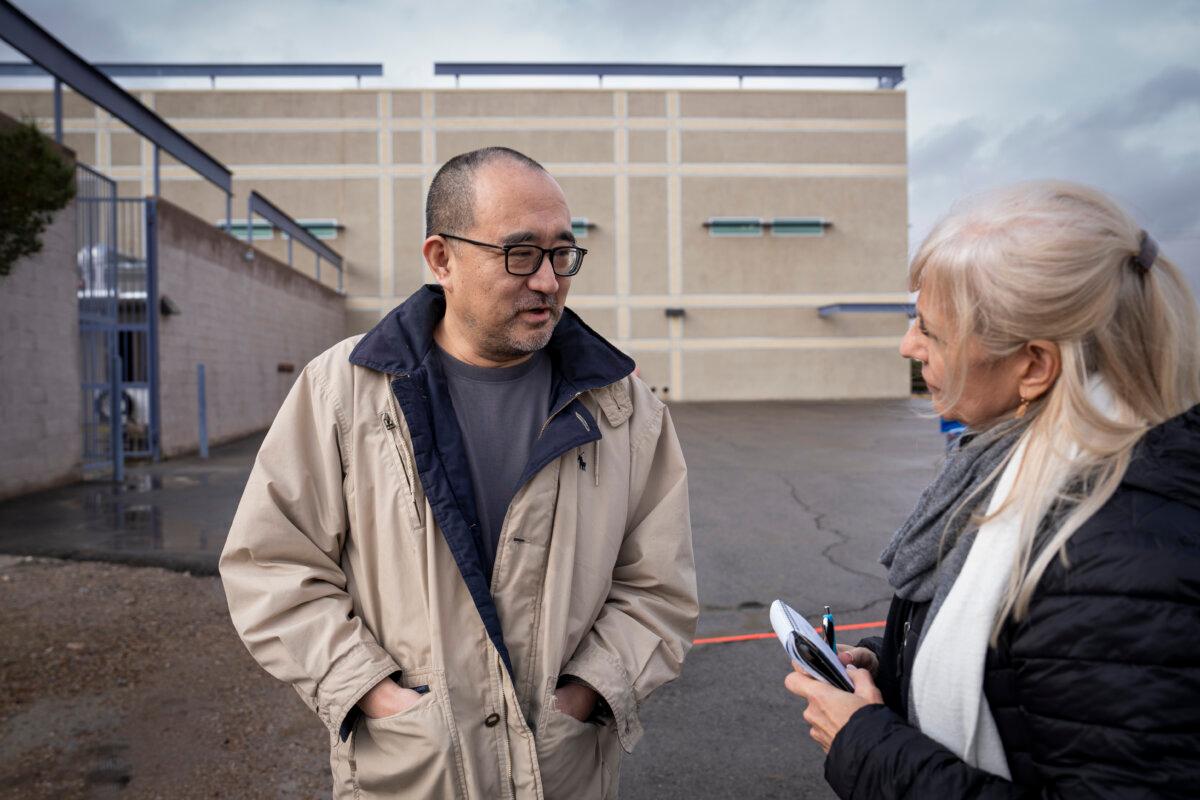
[[218, 220, 275, 241], [770, 217, 829, 237], [705, 217, 764, 237], [571, 217, 594, 239], [703, 217, 832, 237], [297, 219, 342, 241]]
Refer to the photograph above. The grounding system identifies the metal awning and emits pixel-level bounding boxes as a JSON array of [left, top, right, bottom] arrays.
[[818, 303, 915, 317]]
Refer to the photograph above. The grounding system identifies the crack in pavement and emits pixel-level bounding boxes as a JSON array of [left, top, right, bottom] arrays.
[[784, 475, 893, 588]]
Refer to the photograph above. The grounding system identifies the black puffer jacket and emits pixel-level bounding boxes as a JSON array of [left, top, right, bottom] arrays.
[[825, 404, 1200, 799]]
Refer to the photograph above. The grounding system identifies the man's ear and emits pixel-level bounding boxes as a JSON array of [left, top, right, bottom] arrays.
[[1018, 339, 1061, 402], [422, 235, 453, 290]]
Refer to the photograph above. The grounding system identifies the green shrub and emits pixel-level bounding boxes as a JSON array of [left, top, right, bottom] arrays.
[[0, 120, 76, 277]]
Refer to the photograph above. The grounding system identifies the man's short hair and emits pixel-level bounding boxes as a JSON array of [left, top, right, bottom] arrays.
[[425, 147, 548, 238]]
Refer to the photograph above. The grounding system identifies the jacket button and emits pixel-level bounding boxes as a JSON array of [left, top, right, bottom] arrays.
[[484, 713, 501, 728]]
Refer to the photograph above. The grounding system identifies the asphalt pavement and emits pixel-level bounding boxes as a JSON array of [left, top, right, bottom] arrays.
[[0, 397, 945, 799], [622, 399, 943, 799]]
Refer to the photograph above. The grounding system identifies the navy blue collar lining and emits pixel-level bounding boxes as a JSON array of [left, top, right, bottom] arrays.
[[349, 284, 635, 388]]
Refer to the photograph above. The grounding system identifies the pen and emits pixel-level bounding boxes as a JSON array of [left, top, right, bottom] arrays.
[[822, 605, 836, 650]]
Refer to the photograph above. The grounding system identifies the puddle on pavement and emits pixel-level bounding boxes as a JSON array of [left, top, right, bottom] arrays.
[[78, 490, 165, 550]]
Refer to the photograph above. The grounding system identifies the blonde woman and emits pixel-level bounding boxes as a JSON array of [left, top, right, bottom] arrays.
[[785, 181, 1200, 798]]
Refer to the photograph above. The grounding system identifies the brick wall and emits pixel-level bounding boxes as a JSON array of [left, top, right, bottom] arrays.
[[0, 201, 83, 499], [156, 199, 346, 457]]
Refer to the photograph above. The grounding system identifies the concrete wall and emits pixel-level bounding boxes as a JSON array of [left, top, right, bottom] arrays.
[[155, 199, 345, 457], [0, 85, 911, 402], [0, 173, 82, 499]]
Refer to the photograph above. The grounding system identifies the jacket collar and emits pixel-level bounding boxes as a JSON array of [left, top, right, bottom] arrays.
[[349, 284, 635, 396]]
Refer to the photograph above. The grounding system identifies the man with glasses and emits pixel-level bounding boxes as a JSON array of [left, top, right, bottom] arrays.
[[221, 147, 698, 799]]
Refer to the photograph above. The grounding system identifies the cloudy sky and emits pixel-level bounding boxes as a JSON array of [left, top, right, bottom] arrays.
[[5, 0, 1199, 289]]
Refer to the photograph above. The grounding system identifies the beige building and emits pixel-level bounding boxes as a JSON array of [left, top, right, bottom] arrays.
[[0, 84, 910, 401]]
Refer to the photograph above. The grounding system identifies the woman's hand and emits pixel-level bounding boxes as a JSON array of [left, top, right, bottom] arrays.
[[785, 661, 883, 753], [837, 644, 880, 678]]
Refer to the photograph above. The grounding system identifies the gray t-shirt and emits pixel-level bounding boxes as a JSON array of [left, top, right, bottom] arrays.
[[435, 344, 553, 569]]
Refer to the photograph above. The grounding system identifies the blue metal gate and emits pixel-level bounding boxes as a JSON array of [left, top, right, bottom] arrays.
[[77, 164, 160, 476]]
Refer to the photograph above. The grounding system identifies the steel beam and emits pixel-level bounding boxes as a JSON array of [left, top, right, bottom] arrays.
[[0, 61, 383, 79], [0, 1, 232, 195], [52, 77, 61, 142], [435, 62, 904, 88]]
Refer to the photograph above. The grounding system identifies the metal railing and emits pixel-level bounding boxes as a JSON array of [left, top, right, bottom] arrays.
[[247, 191, 344, 292]]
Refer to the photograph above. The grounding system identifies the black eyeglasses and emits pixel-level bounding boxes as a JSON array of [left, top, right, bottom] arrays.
[[438, 232, 587, 277]]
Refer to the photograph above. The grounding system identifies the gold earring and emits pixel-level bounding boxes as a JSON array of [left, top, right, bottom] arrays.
[[1014, 395, 1030, 419]]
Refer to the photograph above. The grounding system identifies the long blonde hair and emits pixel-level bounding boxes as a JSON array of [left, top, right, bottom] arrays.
[[911, 181, 1200, 636]]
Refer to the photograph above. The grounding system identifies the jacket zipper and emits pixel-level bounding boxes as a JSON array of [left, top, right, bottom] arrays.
[[382, 392, 423, 523], [500, 652, 516, 800], [897, 618, 912, 685], [381, 410, 414, 492]]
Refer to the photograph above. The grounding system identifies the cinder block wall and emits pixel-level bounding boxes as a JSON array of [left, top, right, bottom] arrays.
[[0, 200, 83, 499], [156, 199, 346, 457]]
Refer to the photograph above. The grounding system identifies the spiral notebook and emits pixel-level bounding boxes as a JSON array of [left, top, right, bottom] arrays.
[[769, 599, 854, 692]]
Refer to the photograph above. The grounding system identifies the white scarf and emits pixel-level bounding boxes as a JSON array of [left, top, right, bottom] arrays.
[[907, 434, 1024, 778], [909, 378, 1118, 779]]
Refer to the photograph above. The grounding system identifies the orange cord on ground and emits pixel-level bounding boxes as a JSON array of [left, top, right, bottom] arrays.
[[693, 620, 886, 646]]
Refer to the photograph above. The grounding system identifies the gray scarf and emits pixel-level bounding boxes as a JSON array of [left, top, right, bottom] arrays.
[[881, 419, 1025, 633]]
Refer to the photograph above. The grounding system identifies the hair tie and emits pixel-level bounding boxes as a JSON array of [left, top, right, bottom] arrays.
[[1132, 231, 1158, 274]]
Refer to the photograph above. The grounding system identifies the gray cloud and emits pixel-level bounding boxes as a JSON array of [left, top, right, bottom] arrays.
[[6, 0, 1199, 293], [910, 65, 1200, 292]]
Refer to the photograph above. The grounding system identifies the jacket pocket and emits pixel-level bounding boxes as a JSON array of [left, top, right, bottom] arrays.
[[350, 676, 461, 799], [535, 706, 615, 800]]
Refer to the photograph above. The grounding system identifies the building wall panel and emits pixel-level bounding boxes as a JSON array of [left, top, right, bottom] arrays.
[[436, 129, 614, 164], [629, 177, 669, 295], [434, 90, 614, 118], [682, 130, 906, 164], [683, 346, 907, 401], [392, 178, 427, 295], [629, 130, 667, 163], [390, 92, 422, 118], [159, 130, 378, 166], [154, 90, 378, 119], [680, 90, 906, 120], [391, 131, 422, 163], [627, 92, 667, 117]]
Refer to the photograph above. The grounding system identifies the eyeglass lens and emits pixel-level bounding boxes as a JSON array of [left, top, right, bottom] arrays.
[[507, 246, 582, 276]]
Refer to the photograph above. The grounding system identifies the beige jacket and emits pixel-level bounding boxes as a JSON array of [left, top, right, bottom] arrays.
[[220, 290, 697, 799]]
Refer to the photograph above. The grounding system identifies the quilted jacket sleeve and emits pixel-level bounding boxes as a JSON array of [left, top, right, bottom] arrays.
[[561, 385, 699, 754], [219, 357, 400, 740], [825, 488, 1200, 799], [826, 705, 1040, 799]]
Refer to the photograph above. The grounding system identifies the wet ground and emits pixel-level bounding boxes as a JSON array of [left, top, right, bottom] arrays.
[[0, 436, 258, 574], [0, 398, 946, 799]]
